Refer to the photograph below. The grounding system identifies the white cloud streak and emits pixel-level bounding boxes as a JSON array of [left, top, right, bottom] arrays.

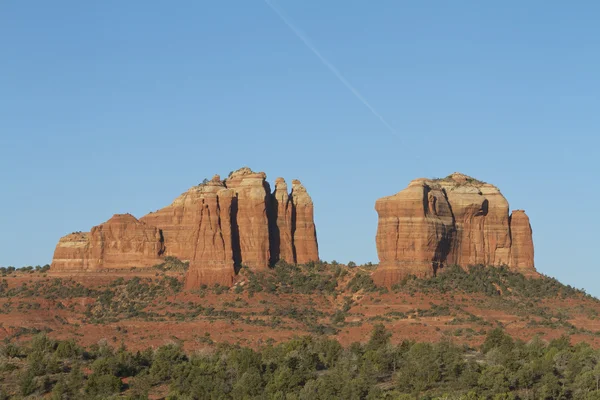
[[264, 0, 398, 135]]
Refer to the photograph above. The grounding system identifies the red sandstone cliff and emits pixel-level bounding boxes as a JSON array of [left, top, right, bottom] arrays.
[[373, 173, 535, 287], [51, 214, 164, 272], [271, 177, 295, 264], [181, 177, 236, 289], [224, 168, 272, 270], [51, 168, 319, 287], [372, 179, 455, 287], [290, 179, 319, 265], [509, 210, 535, 272]]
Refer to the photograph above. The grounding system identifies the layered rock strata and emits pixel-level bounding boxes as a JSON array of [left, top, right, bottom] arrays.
[[508, 210, 535, 271], [51, 168, 319, 287], [373, 173, 535, 287], [290, 180, 319, 265], [51, 214, 164, 272]]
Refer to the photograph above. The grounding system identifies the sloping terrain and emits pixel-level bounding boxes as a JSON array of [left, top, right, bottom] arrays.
[[1, 262, 599, 352], [2, 263, 600, 399]]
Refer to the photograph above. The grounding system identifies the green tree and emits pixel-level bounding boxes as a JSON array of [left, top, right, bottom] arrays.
[[396, 342, 440, 396], [149, 344, 187, 383], [366, 324, 391, 352], [84, 373, 123, 397], [20, 369, 36, 396]]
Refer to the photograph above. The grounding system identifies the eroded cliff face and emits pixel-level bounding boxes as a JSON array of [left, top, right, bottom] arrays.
[[373, 173, 535, 287], [372, 179, 455, 287], [181, 177, 236, 289], [271, 177, 295, 264], [51, 168, 319, 287], [224, 169, 271, 271], [51, 214, 164, 272], [51, 232, 92, 271], [290, 180, 319, 265], [509, 210, 535, 272]]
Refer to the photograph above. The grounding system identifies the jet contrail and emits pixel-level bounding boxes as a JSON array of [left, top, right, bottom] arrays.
[[264, 0, 398, 135]]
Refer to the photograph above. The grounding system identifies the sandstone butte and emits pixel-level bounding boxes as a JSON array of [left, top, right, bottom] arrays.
[[50, 167, 319, 288], [372, 172, 536, 287]]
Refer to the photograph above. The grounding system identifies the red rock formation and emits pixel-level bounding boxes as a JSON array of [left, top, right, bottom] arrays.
[[439, 175, 511, 267], [290, 180, 319, 265], [372, 179, 455, 287], [271, 177, 295, 264], [479, 184, 512, 266], [224, 169, 271, 270], [139, 178, 225, 261], [373, 173, 535, 287], [509, 210, 535, 273], [183, 177, 236, 289], [51, 232, 92, 271], [51, 214, 164, 271], [51, 167, 319, 287]]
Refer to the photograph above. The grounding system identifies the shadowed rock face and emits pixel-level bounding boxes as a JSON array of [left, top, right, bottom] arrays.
[[271, 178, 295, 264], [373, 173, 536, 287], [223, 169, 271, 271], [51, 168, 319, 287]]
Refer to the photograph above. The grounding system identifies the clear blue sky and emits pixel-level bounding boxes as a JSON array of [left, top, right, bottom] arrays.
[[1, 1, 598, 294]]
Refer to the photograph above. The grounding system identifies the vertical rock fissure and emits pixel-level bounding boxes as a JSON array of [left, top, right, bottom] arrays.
[[231, 194, 242, 273], [290, 198, 298, 264], [268, 191, 281, 267]]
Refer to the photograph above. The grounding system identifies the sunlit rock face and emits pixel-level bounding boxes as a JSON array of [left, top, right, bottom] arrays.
[[51, 168, 319, 288], [51, 214, 164, 272], [373, 173, 536, 287]]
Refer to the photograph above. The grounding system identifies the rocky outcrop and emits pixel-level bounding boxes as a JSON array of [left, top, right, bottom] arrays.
[[181, 177, 236, 289], [271, 178, 295, 264], [439, 176, 512, 267], [373, 173, 535, 287], [224, 169, 271, 270], [51, 168, 319, 287], [51, 214, 164, 272], [509, 210, 535, 272], [372, 179, 455, 287], [51, 232, 92, 271], [290, 180, 319, 265]]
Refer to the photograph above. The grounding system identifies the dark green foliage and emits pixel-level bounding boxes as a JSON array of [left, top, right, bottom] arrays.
[[152, 256, 189, 272], [346, 272, 380, 293], [366, 324, 391, 351], [394, 264, 591, 300], [84, 373, 123, 397], [85, 276, 184, 323], [19, 369, 36, 396], [0, 278, 97, 299], [3, 327, 600, 399], [149, 344, 187, 382], [3, 264, 600, 400], [242, 260, 340, 295]]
